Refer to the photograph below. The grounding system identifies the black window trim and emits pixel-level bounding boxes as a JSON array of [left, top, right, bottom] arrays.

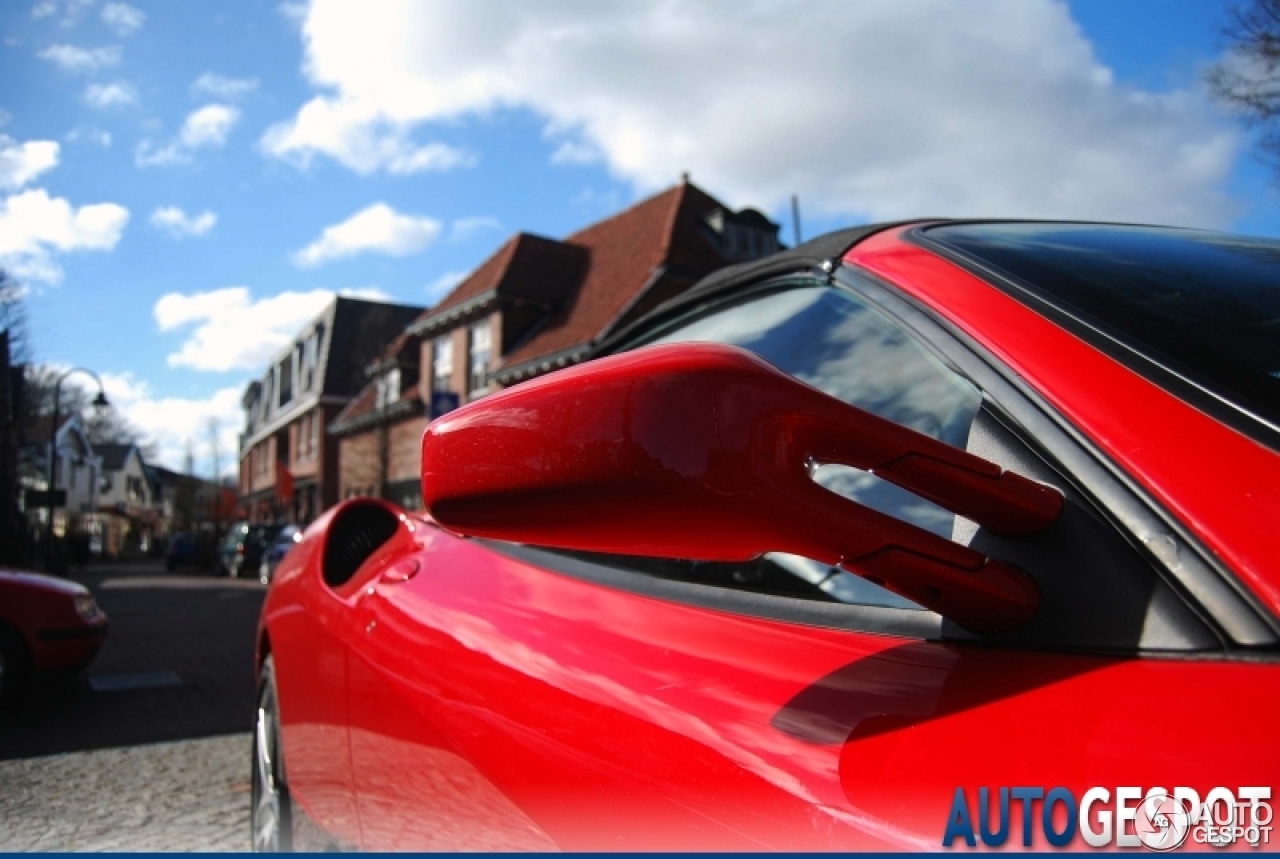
[[907, 222, 1280, 453], [834, 261, 1278, 649]]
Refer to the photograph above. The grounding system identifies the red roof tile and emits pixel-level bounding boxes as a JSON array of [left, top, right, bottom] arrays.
[[500, 181, 730, 369]]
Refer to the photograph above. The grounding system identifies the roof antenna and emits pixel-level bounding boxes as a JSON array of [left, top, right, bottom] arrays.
[[791, 194, 802, 246]]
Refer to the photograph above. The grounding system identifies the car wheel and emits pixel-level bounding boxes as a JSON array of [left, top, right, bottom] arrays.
[[0, 623, 31, 708], [252, 656, 293, 851]]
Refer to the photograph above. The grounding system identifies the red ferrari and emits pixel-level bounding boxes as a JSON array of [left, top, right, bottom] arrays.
[[253, 222, 1280, 851]]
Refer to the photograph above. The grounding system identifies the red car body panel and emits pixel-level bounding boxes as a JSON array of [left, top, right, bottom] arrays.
[[258, 226, 1280, 850], [0, 569, 107, 671], [847, 227, 1280, 614], [262, 506, 1280, 850]]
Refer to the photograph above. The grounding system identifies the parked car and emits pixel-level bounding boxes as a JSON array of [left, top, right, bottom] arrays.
[[252, 221, 1280, 851], [218, 521, 250, 575], [0, 569, 108, 706], [165, 531, 218, 572], [224, 523, 286, 579], [257, 526, 302, 585]]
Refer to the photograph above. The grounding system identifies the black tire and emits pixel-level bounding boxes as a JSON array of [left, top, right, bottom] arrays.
[[251, 656, 293, 851], [0, 623, 32, 709]]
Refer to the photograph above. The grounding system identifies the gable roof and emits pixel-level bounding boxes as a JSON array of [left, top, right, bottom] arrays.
[[320, 298, 425, 398], [95, 442, 137, 471], [498, 181, 735, 370], [406, 233, 588, 337]]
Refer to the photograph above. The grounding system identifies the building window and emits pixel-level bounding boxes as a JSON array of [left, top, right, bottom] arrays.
[[376, 368, 401, 409], [279, 354, 294, 407], [433, 337, 453, 392], [469, 321, 491, 396]]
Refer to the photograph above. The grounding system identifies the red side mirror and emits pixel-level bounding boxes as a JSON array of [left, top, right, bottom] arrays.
[[421, 343, 1062, 633]]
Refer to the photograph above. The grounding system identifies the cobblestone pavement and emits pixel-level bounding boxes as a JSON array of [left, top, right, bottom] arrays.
[[0, 734, 252, 851], [0, 561, 265, 851]]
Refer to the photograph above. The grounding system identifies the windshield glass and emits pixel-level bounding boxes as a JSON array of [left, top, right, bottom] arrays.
[[922, 223, 1280, 439]]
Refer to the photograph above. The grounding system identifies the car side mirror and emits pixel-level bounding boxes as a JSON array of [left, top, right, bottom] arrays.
[[421, 343, 1062, 633]]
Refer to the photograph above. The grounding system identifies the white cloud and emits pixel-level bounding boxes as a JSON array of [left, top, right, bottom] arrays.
[[0, 136, 59, 190], [260, 96, 476, 174], [150, 206, 217, 238], [66, 126, 112, 147], [449, 216, 501, 243], [100, 371, 244, 476], [0, 188, 129, 285], [154, 286, 337, 372], [100, 2, 144, 37], [32, 0, 95, 27], [38, 43, 121, 74], [135, 104, 239, 167], [180, 104, 238, 147], [292, 203, 441, 267], [84, 80, 137, 108], [425, 270, 466, 302], [192, 73, 259, 101], [338, 286, 392, 301], [268, 0, 1240, 228]]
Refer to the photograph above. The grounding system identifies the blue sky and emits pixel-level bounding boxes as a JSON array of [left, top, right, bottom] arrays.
[[0, 0, 1275, 473]]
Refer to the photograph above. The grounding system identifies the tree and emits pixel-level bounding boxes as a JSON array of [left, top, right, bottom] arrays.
[[1207, 0, 1280, 170], [20, 364, 155, 459], [0, 269, 31, 366]]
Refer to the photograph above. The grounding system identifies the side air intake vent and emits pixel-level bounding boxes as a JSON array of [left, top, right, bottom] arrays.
[[323, 501, 401, 588]]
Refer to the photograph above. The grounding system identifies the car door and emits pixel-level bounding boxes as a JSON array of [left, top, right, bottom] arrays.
[[345, 275, 1279, 849]]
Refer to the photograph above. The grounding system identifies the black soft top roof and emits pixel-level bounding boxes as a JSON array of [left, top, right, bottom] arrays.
[[593, 220, 930, 356]]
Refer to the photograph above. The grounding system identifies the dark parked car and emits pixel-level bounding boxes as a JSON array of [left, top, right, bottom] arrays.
[[218, 521, 250, 575], [165, 532, 218, 572], [253, 221, 1280, 851], [0, 569, 108, 705], [257, 526, 302, 585], [225, 523, 286, 579]]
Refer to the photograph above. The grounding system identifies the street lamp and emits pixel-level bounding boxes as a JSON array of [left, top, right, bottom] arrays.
[[44, 368, 110, 573]]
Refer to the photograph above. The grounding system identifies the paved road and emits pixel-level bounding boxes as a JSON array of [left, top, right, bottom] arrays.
[[0, 561, 264, 851]]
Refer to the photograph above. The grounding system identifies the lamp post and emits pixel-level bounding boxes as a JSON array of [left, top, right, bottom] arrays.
[[44, 368, 109, 573]]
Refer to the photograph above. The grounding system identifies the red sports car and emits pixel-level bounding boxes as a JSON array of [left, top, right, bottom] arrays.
[[0, 568, 109, 705], [252, 221, 1280, 851]]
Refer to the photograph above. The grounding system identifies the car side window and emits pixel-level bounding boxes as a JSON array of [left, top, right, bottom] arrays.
[[570, 282, 970, 612]]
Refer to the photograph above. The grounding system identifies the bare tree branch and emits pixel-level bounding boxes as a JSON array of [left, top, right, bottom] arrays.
[[1207, 0, 1280, 170]]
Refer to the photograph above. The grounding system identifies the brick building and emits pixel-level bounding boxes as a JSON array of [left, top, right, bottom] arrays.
[[237, 296, 423, 523], [329, 179, 782, 510]]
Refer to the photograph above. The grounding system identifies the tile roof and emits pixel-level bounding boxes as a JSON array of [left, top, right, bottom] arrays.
[[499, 181, 731, 369], [330, 371, 424, 431], [408, 233, 588, 332], [94, 442, 135, 471]]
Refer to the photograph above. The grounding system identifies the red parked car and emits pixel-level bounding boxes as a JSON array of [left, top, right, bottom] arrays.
[[0, 569, 108, 705], [252, 221, 1280, 851]]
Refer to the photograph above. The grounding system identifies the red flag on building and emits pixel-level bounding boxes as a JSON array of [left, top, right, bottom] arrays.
[[275, 461, 294, 504]]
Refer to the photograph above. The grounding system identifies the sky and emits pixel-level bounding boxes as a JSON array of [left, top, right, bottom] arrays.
[[1, 0, 1276, 477]]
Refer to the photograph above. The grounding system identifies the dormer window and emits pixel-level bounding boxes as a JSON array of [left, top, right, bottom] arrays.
[[433, 337, 453, 392], [702, 207, 781, 262], [376, 368, 401, 409]]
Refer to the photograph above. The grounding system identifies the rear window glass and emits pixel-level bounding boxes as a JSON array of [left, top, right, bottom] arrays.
[[922, 223, 1280, 437]]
